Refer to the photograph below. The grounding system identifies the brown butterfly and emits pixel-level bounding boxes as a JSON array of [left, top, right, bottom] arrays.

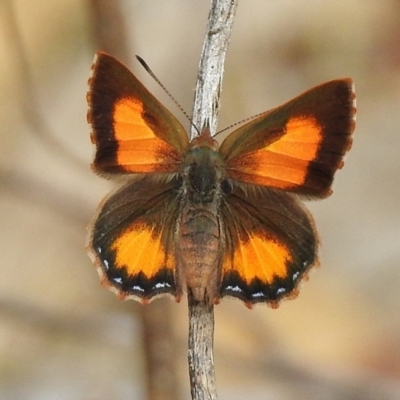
[[86, 52, 356, 308]]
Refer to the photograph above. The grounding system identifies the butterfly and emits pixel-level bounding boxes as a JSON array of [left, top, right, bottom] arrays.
[[86, 52, 356, 308]]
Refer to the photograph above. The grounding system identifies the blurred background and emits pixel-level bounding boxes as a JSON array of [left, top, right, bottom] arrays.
[[1, 0, 400, 399]]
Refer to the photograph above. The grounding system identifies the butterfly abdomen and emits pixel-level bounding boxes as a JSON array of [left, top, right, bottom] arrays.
[[178, 143, 225, 303], [177, 203, 221, 303]]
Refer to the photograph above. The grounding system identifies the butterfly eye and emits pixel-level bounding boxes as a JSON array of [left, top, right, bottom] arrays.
[[221, 179, 233, 194]]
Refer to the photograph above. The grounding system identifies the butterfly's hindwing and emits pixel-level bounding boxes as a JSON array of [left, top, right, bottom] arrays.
[[87, 176, 183, 302], [219, 182, 318, 307]]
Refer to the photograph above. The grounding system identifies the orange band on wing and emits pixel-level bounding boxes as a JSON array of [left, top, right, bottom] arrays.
[[227, 116, 322, 188], [114, 98, 156, 140], [111, 224, 174, 278], [268, 117, 322, 159], [223, 234, 292, 284], [112, 98, 181, 172]]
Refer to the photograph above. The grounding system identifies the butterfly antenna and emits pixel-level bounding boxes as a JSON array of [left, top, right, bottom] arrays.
[[214, 110, 269, 138], [136, 55, 193, 125]]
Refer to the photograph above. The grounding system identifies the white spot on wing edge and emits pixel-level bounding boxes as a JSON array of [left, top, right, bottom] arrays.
[[225, 285, 243, 293], [251, 292, 265, 298], [153, 282, 171, 289], [276, 287, 286, 295]]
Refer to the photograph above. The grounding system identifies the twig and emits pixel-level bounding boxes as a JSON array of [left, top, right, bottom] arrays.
[[190, 0, 238, 140], [188, 1, 238, 399], [188, 296, 217, 400]]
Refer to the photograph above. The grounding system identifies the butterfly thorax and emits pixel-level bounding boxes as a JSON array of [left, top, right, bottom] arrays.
[[177, 141, 225, 303]]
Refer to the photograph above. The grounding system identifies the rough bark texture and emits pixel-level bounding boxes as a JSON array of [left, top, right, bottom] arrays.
[[190, 0, 239, 139], [188, 1, 239, 399], [188, 297, 217, 400]]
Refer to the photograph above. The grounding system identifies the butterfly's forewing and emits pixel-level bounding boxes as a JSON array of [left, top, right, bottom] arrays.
[[220, 79, 356, 198], [87, 176, 183, 303], [219, 183, 317, 308], [87, 52, 189, 176]]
